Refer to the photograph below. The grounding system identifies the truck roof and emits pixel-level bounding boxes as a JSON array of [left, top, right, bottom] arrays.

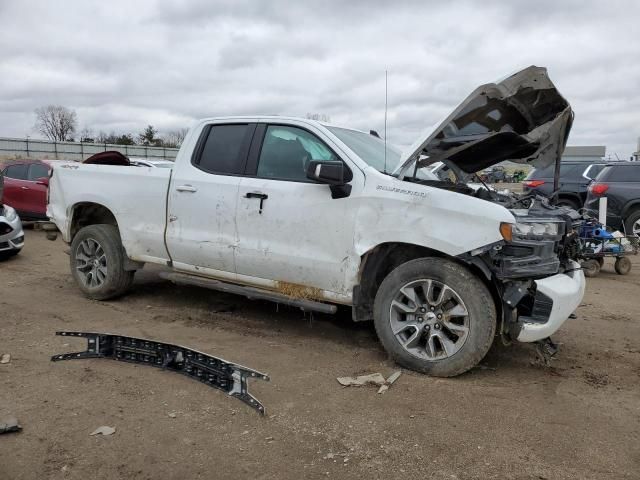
[[196, 115, 368, 135]]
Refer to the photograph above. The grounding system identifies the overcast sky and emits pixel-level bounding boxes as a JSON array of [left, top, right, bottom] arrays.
[[1, 0, 638, 157]]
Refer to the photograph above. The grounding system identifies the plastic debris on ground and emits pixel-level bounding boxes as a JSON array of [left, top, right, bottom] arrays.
[[337, 371, 402, 394], [337, 373, 386, 387], [0, 417, 22, 434], [377, 371, 402, 394], [90, 426, 116, 436]]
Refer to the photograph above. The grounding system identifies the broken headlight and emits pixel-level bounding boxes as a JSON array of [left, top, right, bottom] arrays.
[[511, 219, 563, 240]]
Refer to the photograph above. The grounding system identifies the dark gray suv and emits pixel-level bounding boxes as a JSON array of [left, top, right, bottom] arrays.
[[584, 162, 640, 236], [522, 161, 607, 209]]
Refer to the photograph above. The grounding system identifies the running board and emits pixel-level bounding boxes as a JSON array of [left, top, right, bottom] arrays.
[[51, 331, 270, 415], [160, 272, 338, 314]]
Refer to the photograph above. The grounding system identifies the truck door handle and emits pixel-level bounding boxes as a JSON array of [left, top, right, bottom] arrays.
[[21, 186, 29, 190], [176, 185, 197, 193], [244, 192, 268, 214]]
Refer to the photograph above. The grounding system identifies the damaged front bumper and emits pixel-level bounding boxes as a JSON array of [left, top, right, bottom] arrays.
[[514, 260, 585, 342], [465, 245, 585, 344]]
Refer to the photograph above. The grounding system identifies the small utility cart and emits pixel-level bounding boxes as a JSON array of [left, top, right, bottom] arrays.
[[578, 220, 638, 277]]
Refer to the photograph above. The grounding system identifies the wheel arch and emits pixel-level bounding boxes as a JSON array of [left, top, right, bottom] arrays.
[[352, 242, 500, 322], [69, 205, 142, 272], [69, 202, 119, 242]]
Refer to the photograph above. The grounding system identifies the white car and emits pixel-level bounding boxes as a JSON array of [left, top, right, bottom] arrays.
[[47, 66, 585, 376], [0, 176, 25, 259]]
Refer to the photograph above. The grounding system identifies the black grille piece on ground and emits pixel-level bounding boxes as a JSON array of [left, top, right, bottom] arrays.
[[51, 331, 270, 415]]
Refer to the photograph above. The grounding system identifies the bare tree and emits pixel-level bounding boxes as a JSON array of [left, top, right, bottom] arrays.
[[95, 131, 135, 145], [162, 128, 189, 148], [34, 105, 78, 141], [79, 127, 94, 143]]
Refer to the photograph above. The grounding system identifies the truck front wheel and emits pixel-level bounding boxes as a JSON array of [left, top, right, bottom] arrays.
[[70, 224, 134, 300], [373, 257, 496, 377]]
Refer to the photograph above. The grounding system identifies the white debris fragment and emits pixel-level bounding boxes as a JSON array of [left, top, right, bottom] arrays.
[[168, 412, 177, 418], [386, 370, 402, 385], [337, 371, 402, 393], [337, 373, 386, 387], [0, 417, 21, 434], [377, 370, 402, 394], [90, 426, 116, 436], [0, 354, 10, 364]]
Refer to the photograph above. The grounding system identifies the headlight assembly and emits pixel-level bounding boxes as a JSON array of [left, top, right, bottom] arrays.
[[3, 206, 17, 222], [511, 220, 562, 239]]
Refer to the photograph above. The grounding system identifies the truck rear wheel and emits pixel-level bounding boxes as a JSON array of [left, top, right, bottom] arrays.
[[373, 257, 496, 377], [70, 224, 134, 300]]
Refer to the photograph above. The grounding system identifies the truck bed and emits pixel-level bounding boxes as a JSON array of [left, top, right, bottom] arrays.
[[48, 164, 172, 265]]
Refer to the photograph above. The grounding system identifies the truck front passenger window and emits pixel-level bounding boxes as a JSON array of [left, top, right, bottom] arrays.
[[256, 126, 336, 182]]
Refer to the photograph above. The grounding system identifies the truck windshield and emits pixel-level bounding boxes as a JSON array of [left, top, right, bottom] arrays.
[[327, 126, 402, 174]]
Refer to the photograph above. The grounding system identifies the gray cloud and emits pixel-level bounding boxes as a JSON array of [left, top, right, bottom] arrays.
[[0, 0, 638, 157]]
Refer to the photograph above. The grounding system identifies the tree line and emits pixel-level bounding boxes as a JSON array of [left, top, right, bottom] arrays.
[[34, 105, 187, 148]]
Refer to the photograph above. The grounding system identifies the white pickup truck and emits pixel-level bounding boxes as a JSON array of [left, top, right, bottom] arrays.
[[48, 66, 585, 376]]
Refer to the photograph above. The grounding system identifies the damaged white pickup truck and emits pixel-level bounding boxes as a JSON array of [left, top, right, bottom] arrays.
[[48, 66, 585, 376]]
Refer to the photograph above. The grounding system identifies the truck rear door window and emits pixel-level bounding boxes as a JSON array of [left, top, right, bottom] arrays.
[[195, 124, 252, 175]]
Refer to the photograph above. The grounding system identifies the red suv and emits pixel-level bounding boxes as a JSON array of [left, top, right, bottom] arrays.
[[0, 160, 53, 220]]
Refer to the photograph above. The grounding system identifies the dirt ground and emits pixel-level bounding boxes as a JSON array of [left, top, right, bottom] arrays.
[[1, 230, 639, 480]]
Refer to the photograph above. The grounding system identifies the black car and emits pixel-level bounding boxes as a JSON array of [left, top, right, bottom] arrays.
[[522, 161, 607, 209], [584, 162, 640, 236]]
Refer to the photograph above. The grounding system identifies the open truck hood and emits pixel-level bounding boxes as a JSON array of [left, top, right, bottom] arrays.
[[395, 66, 573, 177]]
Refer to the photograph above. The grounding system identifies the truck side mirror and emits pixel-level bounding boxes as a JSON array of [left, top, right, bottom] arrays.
[[306, 160, 345, 185], [36, 177, 49, 186]]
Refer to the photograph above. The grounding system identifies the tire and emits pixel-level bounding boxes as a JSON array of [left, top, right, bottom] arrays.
[[581, 259, 601, 278], [556, 198, 580, 210], [373, 257, 496, 377], [614, 257, 632, 275], [596, 257, 604, 267], [70, 224, 134, 300], [624, 209, 640, 237]]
